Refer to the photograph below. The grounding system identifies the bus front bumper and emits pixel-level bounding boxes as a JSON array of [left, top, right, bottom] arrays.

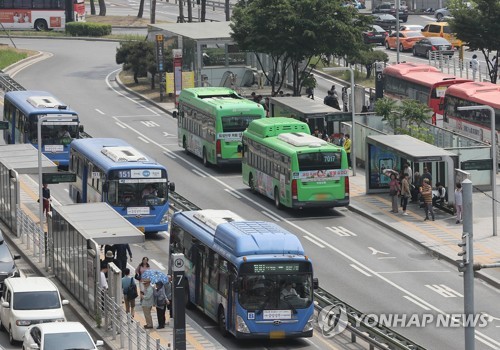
[[291, 197, 350, 209], [236, 329, 313, 339]]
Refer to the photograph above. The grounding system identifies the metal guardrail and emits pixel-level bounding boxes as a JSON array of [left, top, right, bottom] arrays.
[[0, 72, 26, 92], [168, 191, 425, 350]]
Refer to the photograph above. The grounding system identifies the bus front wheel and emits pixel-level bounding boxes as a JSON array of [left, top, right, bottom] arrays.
[[274, 188, 281, 209], [218, 307, 229, 337], [34, 19, 48, 31]]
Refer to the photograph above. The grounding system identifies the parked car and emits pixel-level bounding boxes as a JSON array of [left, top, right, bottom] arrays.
[[371, 14, 399, 31], [421, 22, 463, 48], [412, 37, 454, 58], [0, 277, 68, 344], [372, 2, 408, 22], [22, 322, 104, 350], [385, 31, 424, 51], [0, 231, 20, 296], [363, 25, 388, 45], [399, 24, 424, 32], [434, 7, 451, 21]]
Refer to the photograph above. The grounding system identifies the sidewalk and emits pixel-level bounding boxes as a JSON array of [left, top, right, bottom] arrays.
[[123, 81, 500, 289]]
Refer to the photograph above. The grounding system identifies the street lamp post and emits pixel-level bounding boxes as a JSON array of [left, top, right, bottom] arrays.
[[395, 0, 400, 63], [322, 67, 356, 176], [457, 105, 497, 237]]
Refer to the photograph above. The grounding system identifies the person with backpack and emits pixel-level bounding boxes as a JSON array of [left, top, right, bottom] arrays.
[[121, 268, 137, 318], [154, 280, 168, 329]]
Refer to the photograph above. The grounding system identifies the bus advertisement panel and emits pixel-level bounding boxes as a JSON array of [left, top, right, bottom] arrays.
[[242, 117, 349, 209], [383, 62, 471, 125], [169, 209, 317, 339], [2, 91, 80, 169], [69, 138, 175, 233], [443, 81, 500, 153], [177, 87, 266, 166]]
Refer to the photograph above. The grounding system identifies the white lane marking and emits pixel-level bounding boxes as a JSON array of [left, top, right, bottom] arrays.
[[425, 284, 463, 298], [368, 247, 390, 255], [261, 210, 280, 222], [377, 257, 396, 260], [163, 132, 175, 137], [150, 259, 166, 270], [141, 121, 160, 127], [421, 15, 436, 21], [163, 151, 177, 159], [350, 264, 372, 277], [224, 188, 241, 199], [95, 109, 105, 115], [115, 121, 127, 129], [191, 169, 207, 178], [303, 235, 325, 248], [404, 295, 431, 310], [326, 226, 357, 237], [64, 188, 69, 193], [138, 136, 150, 144], [106, 85, 500, 350], [378, 270, 450, 274]]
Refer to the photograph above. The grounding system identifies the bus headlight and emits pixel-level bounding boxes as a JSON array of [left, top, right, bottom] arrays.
[[302, 314, 314, 332], [236, 315, 250, 333]]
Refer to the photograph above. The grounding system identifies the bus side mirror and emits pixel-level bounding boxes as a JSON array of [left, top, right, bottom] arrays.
[[169, 182, 176, 192], [102, 183, 109, 192], [313, 278, 319, 290]]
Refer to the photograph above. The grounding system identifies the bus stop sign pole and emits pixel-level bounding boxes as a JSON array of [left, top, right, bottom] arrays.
[[171, 253, 186, 350]]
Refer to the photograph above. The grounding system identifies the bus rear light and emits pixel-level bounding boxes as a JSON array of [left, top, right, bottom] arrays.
[[345, 176, 350, 197], [216, 139, 221, 157], [431, 45, 437, 51], [292, 179, 298, 199]]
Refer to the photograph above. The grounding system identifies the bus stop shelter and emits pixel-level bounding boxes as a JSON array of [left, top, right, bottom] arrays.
[[365, 135, 458, 204], [0, 144, 57, 232], [50, 202, 145, 314]]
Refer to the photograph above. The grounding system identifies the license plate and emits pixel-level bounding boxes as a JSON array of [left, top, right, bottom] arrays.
[[269, 331, 285, 339], [440, 46, 446, 50], [315, 193, 329, 200]]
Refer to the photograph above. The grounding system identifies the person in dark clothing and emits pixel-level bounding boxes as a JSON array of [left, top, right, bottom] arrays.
[[324, 90, 335, 107], [42, 183, 51, 216], [114, 243, 132, 273]]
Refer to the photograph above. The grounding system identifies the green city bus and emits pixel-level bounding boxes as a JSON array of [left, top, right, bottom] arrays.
[[242, 117, 350, 209], [177, 87, 266, 166]]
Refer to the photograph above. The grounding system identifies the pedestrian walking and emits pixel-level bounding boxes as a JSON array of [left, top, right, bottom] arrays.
[[324, 90, 335, 107], [141, 278, 154, 329], [154, 281, 168, 329], [135, 257, 151, 294], [421, 178, 435, 221], [114, 243, 132, 273], [470, 54, 479, 81], [99, 262, 108, 311], [400, 173, 411, 215], [454, 183, 463, 224], [343, 134, 352, 168], [389, 173, 400, 213], [121, 268, 137, 318], [42, 183, 51, 217]]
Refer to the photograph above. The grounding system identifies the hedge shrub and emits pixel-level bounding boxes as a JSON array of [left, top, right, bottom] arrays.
[[66, 22, 112, 37]]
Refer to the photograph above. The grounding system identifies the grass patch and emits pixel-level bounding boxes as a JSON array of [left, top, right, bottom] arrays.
[[0, 45, 33, 70], [312, 57, 376, 89]]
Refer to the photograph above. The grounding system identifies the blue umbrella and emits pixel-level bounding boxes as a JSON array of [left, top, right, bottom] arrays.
[[141, 269, 169, 285]]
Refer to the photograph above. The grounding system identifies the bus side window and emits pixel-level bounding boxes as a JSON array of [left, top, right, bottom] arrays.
[[218, 259, 228, 296]]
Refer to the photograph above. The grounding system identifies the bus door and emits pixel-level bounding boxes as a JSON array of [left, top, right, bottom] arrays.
[[191, 244, 205, 307], [81, 164, 88, 202]]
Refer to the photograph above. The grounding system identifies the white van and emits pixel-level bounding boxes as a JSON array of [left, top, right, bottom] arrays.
[[0, 277, 68, 344]]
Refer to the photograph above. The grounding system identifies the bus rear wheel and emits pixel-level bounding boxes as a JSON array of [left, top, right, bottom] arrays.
[[34, 19, 48, 31], [218, 307, 229, 337], [274, 188, 281, 209]]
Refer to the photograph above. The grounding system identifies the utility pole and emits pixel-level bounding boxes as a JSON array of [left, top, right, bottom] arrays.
[[458, 179, 475, 350], [178, 0, 184, 22], [225, 0, 230, 21]]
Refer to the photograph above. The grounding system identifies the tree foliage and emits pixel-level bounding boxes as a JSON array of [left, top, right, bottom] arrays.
[[116, 41, 173, 88], [347, 49, 389, 79], [230, 0, 367, 95], [448, 0, 500, 83]]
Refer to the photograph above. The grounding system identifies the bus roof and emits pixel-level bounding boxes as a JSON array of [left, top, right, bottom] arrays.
[[179, 87, 265, 112], [172, 210, 305, 262], [4, 90, 78, 116], [70, 138, 166, 172], [445, 81, 500, 109], [246, 117, 310, 138], [383, 62, 471, 87]]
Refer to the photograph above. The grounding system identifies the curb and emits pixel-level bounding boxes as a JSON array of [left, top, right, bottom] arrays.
[[347, 203, 500, 290]]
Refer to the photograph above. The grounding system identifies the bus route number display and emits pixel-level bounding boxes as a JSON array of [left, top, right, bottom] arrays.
[[118, 169, 162, 178], [253, 263, 300, 273]]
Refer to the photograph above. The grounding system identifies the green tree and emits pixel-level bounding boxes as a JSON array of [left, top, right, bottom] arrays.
[[448, 0, 500, 83], [347, 49, 389, 79], [231, 0, 365, 95], [374, 97, 398, 130]]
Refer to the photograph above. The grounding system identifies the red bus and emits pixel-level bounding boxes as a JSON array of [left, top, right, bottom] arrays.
[[0, 0, 85, 31], [383, 63, 471, 126], [443, 81, 500, 147]]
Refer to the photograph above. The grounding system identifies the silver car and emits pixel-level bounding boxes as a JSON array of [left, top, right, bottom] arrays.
[[434, 7, 451, 21]]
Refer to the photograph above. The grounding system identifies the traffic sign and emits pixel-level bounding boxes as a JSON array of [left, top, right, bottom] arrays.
[[461, 159, 493, 171], [42, 172, 76, 184]]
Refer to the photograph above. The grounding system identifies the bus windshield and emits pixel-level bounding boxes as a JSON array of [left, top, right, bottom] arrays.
[[238, 273, 313, 311], [297, 151, 342, 171], [221, 115, 262, 133], [107, 180, 168, 207], [31, 122, 78, 145]]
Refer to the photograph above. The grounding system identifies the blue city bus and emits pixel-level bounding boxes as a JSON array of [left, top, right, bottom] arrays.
[[69, 138, 175, 233], [169, 209, 317, 338], [2, 90, 81, 169]]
